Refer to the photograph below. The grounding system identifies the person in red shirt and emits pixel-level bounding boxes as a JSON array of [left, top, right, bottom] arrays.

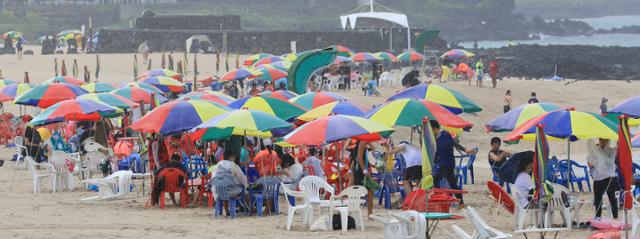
[[252, 139, 280, 177], [489, 58, 499, 88]]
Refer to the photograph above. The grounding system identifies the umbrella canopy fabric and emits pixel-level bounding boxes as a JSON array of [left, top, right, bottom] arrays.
[[14, 83, 88, 108], [374, 52, 399, 62], [220, 68, 262, 82], [367, 99, 473, 130], [350, 52, 382, 62], [441, 49, 475, 59], [264, 61, 292, 71], [329, 45, 354, 57], [29, 99, 119, 126], [0, 83, 34, 102], [140, 76, 186, 93], [333, 56, 352, 65], [1, 31, 22, 40], [420, 119, 437, 189], [253, 56, 285, 67], [45, 76, 84, 85], [632, 134, 640, 148], [608, 96, 640, 118], [137, 68, 181, 81], [81, 82, 117, 93], [179, 91, 235, 106], [388, 83, 482, 114], [123, 82, 164, 95], [0, 79, 16, 88], [112, 86, 168, 104], [191, 109, 292, 141], [532, 125, 552, 203], [617, 117, 634, 209], [78, 93, 138, 109], [298, 100, 370, 122], [283, 115, 394, 145], [282, 53, 297, 62], [244, 53, 274, 66], [504, 109, 618, 143], [228, 96, 306, 120], [250, 67, 287, 82], [398, 50, 425, 63], [485, 103, 560, 132], [290, 91, 348, 110], [130, 100, 229, 135], [258, 90, 299, 101]]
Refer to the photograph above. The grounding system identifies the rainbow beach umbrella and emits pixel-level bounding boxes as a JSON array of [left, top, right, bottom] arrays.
[[250, 67, 287, 82], [124, 82, 164, 95], [112, 86, 168, 104], [244, 53, 274, 66], [78, 92, 138, 109], [14, 83, 88, 108], [29, 99, 119, 126], [441, 49, 475, 59], [1, 31, 22, 40], [351, 52, 382, 62], [137, 68, 182, 81], [532, 125, 552, 203], [291, 91, 348, 110], [258, 90, 299, 101], [253, 56, 285, 67], [264, 61, 292, 71], [228, 96, 306, 120], [333, 56, 352, 65], [0, 83, 34, 102], [298, 100, 370, 122], [282, 53, 297, 62], [130, 100, 229, 135], [609, 96, 640, 118], [367, 99, 473, 130], [388, 83, 482, 114], [485, 103, 560, 132], [191, 109, 292, 141], [617, 116, 634, 209], [398, 50, 425, 63], [179, 91, 235, 106], [81, 82, 117, 93], [140, 76, 186, 93], [374, 52, 399, 62], [283, 115, 394, 145], [0, 79, 16, 88], [329, 45, 354, 57], [220, 68, 262, 82], [45, 76, 84, 86]]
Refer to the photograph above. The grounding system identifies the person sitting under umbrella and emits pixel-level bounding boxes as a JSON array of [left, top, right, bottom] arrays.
[[488, 137, 512, 171], [208, 152, 247, 216], [151, 153, 187, 206], [514, 154, 536, 208], [253, 139, 280, 177]]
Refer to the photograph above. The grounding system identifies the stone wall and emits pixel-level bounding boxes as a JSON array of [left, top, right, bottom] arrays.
[[134, 11, 241, 31]]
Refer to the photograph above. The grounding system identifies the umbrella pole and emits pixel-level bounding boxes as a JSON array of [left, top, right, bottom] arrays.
[[626, 208, 630, 239], [566, 139, 571, 188], [336, 140, 342, 193]]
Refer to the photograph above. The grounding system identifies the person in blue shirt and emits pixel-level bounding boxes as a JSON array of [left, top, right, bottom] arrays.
[[430, 120, 477, 205]]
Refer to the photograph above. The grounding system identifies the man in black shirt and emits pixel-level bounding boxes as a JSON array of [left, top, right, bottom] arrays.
[[488, 137, 511, 170]]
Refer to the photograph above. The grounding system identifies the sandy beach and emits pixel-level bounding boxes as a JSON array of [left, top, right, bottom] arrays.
[[1, 50, 639, 239]]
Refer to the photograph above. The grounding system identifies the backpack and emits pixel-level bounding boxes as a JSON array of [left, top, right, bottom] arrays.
[[332, 214, 356, 230]]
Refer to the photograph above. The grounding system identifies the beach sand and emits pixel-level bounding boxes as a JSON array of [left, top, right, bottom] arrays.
[[1, 50, 639, 238]]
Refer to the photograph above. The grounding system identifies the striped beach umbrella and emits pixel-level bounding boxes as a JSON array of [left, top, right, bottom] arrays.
[[253, 56, 285, 67], [374, 52, 399, 62], [0, 79, 16, 88], [14, 83, 88, 108], [123, 82, 164, 95], [485, 103, 560, 132], [29, 99, 119, 126], [140, 76, 186, 93], [290, 91, 348, 110], [228, 96, 306, 120], [112, 86, 168, 104], [244, 53, 274, 66], [441, 49, 475, 59], [81, 82, 117, 93], [191, 109, 292, 141], [0, 83, 34, 102], [421, 119, 437, 189], [78, 93, 138, 109], [350, 52, 382, 62], [329, 45, 354, 57], [398, 50, 425, 63], [179, 90, 235, 106], [367, 99, 473, 130], [130, 100, 229, 135], [609, 96, 640, 118], [251, 67, 287, 82], [333, 56, 352, 65], [137, 68, 182, 81], [220, 68, 262, 82], [264, 61, 292, 71], [532, 125, 552, 203], [388, 83, 482, 114], [298, 100, 370, 122], [45, 76, 84, 86], [283, 115, 394, 145], [617, 116, 634, 209], [258, 90, 299, 101]]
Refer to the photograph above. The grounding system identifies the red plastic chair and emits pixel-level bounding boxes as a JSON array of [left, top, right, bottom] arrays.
[[157, 168, 188, 209], [487, 181, 515, 214], [0, 113, 14, 144], [195, 173, 213, 208], [303, 165, 316, 176]]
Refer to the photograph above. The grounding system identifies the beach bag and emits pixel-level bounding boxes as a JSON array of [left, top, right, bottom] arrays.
[[310, 214, 331, 231], [402, 189, 427, 212], [332, 214, 356, 230], [497, 151, 534, 184]]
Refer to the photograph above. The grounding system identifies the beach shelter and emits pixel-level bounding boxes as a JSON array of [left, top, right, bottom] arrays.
[[283, 115, 393, 146], [258, 90, 299, 101], [441, 49, 475, 59], [45, 76, 84, 86], [140, 76, 186, 93], [244, 53, 274, 66], [228, 96, 306, 120], [190, 109, 291, 141], [388, 83, 482, 114], [485, 103, 560, 132], [0, 83, 33, 102], [290, 91, 348, 110], [123, 82, 164, 95], [253, 56, 285, 67], [298, 100, 370, 122], [367, 99, 473, 130], [350, 52, 382, 63], [29, 99, 119, 126], [81, 82, 117, 93], [250, 67, 287, 82], [112, 86, 167, 104], [609, 96, 640, 118], [78, 93, 138, 109], [179, 91, 235, 106], [136, 68, 182, 81], [397, 50, 425, 63], [220, 68, 262, 82], [0, 79, 16, 88], [129, 100, 229, 135], [374, 52, 399, 62], [14, 83, 88, 108]]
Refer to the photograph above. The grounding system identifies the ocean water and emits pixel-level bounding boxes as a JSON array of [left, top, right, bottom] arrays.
[[575, 15, 640, 30], [460, 33, 640, 49]]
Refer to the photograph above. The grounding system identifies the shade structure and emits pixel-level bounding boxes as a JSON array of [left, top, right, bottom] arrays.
[[350, 52, 382, 62], [136, 68, 181, 81], [333, 56, 352, 65], [398, 50, 425, 63], [0, 79, 16, 88], [258, 90, 299, 101], [228, 96, 306, 120], [329, 44, 354, 57], [191, 109, 292, 141], [81, 82, 117, 93], [367, 99, 473, 130], [609, 96, 640, 118], [283, 115, 394, 145], [29, 99, 119, 126], [298, 100, 370, 122], [282, 53, 297, 62], [140, 76, 186, 93], [617, 116, 634, 209], [264, 61, 292, 71], [485, 103, 560, 132], [220, 68, 262, 82], [78, 93, 138, 109], [374, 52, 399, 62], [45, 76, 84, 85], [179, 90, 235, 106], [244, 53, 274, 66], [388, 83, 482, 114], [1, 31, 22, 40], [112, 86, 168, 104], [532, 125, 552, 203], [123, 82, 164, 95], [253, 56, 285, 67], [129, 100, 229, 135], [0, 83, 34, 102], [441, 49, 475, 59], [290, 91, 348, 110], [250, 67, 287, 82], [504, 109, 618, 143], [14, 83, 88, 108]]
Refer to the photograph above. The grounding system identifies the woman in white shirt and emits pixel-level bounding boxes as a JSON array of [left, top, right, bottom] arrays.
[[514, 155, 535, 208], [587, 138, 619, 219]]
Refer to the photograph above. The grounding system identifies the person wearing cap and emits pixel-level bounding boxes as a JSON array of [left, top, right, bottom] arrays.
[[388, 140, 421, 195], [253, 139, 281, 177]]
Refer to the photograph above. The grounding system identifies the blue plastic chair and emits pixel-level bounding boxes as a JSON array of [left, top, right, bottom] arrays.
[[455, 147, 478, 185], [378, 172, 407, 209], [490, 168, 510, 193], [559, 159, 592, 192], [117, 153, 141, 171], [214, 183, 249, 219], [546, 157, 568, 185], [250, 176, 280, 216]]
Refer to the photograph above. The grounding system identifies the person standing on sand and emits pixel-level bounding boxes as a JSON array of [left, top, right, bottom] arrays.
[[599, 97, 608, 114], [504, 90, 512, 113], [528, 92, 539, 104], [475, 57, 484, 87], [15, 37, 24, 60], [587, 138, 619, 219], [489, 58, 499, 88]]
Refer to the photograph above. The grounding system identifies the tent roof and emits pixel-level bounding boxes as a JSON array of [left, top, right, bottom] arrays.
[[340, 12, 409, 29]]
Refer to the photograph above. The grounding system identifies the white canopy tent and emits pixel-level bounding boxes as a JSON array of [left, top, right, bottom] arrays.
[[339, 0, 411, 51]]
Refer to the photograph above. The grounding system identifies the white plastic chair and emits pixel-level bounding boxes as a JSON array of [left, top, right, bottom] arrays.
[[451, 225, 473, 239], [329, 185, 367, 232], [13, 136, 28, 169], [370, 213, 404, 239], [280, 182, 312, 230], [512, 187, 541, 231], [455, 206, 512, 239], [82, 170, 133, 201], [379, 71, 391, 87], [299, 176, 335, 216], [545, 183, 572, 230], [26, 157, 51, 194], [49, 150, 76, 193], [629, 195, 640, 236], [392, 210, 426, 239]]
